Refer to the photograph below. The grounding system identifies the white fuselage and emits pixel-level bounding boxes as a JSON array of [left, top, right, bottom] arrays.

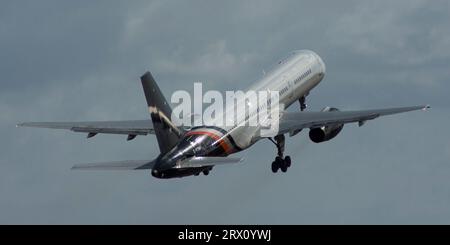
[[186, 50, 326, 155]]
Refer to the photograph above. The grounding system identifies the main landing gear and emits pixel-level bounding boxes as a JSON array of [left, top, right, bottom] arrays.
[[194, 166, 213, 176], [299, 95, 307, 111], [269, 135, 292, 173], [268, 95, 307, 173]]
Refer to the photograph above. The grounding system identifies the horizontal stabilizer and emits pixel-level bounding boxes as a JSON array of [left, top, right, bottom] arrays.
[[71, 160, 155, 170], [177, 157, 243, 169]]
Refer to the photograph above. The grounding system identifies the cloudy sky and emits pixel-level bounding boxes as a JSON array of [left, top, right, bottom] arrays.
[[1, 0, 449, 224]]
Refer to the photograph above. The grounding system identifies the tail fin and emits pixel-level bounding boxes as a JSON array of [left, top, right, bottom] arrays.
[[141, 72, 182, 154]]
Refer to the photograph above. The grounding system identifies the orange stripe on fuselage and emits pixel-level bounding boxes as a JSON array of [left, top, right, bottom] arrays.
[[185, 131, 232, 154]]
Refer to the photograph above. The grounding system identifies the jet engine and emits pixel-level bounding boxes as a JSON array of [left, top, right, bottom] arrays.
[[309, 107, 344, 143]]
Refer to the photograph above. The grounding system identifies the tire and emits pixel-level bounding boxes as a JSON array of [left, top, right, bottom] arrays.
[[285, 156, 291, 168], [271, 161, 278, 173], [280, 163, 288, 173], [203, 170, 210, 176], [275, 156, 283, 164]]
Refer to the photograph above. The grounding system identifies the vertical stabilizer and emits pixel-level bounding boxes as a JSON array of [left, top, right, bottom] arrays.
[[140, 72, 181, 154]]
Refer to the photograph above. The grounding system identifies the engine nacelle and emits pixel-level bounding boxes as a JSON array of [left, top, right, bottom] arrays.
[[309, 107, 344, 143]]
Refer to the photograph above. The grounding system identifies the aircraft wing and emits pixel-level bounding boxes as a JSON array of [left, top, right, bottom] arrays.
[[72, 160, 155, 170], [71, 157, 242, 170], [17, 120, 155, 137], [177, 157, 244, 169], [276, 105, 430, 136]]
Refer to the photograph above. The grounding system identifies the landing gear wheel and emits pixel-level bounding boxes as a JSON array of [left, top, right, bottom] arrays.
[[276, 156, 287, 172], [271, 161, 279, 173], [269, 135, 293, 174], [203, 170, 210, 176], [275, 156, 283, 164], [285, 156, 291, 168]]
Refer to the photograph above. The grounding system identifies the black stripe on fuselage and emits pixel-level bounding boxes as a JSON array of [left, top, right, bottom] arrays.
[[191, 126, 243, 151]]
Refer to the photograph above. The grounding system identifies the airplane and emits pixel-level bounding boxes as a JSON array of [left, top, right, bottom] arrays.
[[18, 50, 429, 179]]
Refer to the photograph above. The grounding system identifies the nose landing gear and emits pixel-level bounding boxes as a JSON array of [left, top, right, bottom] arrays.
[[269, 135, 292, 173]]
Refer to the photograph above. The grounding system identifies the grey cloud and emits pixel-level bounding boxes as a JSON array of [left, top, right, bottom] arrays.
[[328, 1, 450, 64], [0, 0, 449, 224]]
